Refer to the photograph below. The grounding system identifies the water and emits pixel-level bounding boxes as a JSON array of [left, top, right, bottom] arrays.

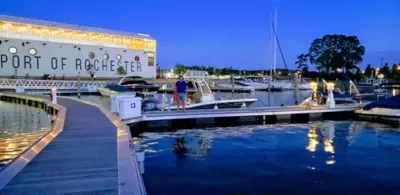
[[139, 121, 400, 195], [0, 101, 52, 167]]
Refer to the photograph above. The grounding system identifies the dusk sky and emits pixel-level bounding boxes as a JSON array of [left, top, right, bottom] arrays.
[[1, 0, 399, 70]]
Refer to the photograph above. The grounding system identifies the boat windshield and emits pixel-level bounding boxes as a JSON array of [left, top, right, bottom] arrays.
[[120, 79, 149, 85]]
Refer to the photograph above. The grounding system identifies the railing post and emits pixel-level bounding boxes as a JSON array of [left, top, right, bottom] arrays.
[[77, 72, 81, 98]]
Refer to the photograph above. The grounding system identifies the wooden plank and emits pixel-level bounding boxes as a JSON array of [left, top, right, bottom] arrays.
[[2, 98, 119, 194]]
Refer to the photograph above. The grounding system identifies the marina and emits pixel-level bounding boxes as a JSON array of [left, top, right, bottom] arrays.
[[0, 1, 400, 194]]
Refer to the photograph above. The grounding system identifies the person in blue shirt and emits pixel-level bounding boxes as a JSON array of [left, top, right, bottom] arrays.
[[174, 75, 188, 111]]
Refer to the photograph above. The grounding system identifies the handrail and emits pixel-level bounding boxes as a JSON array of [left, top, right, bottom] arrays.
[[0, 78, 108, 90]]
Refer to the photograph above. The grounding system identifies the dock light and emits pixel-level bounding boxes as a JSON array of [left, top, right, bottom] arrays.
[[278, 72, 282, 75], [336, 68, 342, 73], [326, 82, 335, 90]]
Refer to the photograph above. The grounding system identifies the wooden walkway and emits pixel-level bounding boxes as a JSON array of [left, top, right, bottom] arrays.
[[1, 98, 143, 194]]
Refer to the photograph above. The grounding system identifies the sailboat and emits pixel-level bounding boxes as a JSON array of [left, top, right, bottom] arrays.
[[267, 8, 311, 90]]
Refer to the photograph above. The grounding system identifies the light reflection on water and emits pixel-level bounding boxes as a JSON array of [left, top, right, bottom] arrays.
[[139, 121, 400, 194], [0, 102, 52, 166]]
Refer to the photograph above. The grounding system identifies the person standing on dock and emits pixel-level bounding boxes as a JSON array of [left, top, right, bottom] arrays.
[[175, 75, 188, 111]]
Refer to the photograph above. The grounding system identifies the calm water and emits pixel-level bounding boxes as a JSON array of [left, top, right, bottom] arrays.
[[0, 101, 52, 167], [139, 121, 400, 195]]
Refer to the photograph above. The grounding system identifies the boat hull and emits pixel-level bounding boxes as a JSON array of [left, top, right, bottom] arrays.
[[98, 87, 135, 97], [157, 99, 257, 111]]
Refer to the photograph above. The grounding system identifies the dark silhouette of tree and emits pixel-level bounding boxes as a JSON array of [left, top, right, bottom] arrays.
[[380, 63, 391, 78], [306, 34, 365, 74], [295, 54, 310, 73], [364, 64, 373, 78], [391, 64, 400, 80]]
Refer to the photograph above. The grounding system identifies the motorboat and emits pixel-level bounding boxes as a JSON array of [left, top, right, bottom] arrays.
[[98, 84, 136, 97], [118, 76, 160, 96], [234, 77, 269, 90], [355, 94, 400, 123], [214, 82, 255, 92], [153, 78, 257, 110], [320, 74, 387, 104]]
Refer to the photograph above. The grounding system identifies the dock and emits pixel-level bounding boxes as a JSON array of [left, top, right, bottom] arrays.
[[158, 87, 254, 93], [0, 93, 145, 194], [124, 104, 364, 129]]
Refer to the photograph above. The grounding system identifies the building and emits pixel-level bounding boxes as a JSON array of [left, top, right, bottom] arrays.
[[0, 15, 156, 79]]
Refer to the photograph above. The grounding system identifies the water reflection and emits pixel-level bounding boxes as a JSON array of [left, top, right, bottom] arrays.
[[141, 121, 400, 194], [306, 122, 336, 165], [0, 102, 51, 167]]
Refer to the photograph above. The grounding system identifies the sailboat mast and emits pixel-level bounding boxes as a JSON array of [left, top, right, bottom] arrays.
[[273, 7, 278, 74], [269, 11, 273, 87]]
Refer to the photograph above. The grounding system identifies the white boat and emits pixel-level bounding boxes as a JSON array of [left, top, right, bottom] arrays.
[[156, 78, 257, 110], [98, 84, 136, 97], [234, 77, 269, 90], [355, 95, 400, 123], [215, 83, 255, 92]]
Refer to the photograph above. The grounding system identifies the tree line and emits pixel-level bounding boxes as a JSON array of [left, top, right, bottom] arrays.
[[171, 34, 399, 80], [172, 64, 266, 76]]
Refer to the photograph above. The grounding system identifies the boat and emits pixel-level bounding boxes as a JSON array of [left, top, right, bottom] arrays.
[[355, 94, 400, 123], [98, 84, 136, 97], [320, 74, 387, 104], [214, 82, 255, 92], [234, 77, 269, 90], [118, 76, 160, 96], [155, 78, 257, 110]]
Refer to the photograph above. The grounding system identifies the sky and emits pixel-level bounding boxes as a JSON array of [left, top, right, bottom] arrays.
[[1, 0, 399, 70]]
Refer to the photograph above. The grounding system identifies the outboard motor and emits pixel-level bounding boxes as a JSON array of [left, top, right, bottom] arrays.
[[141, 99, 160, 111]]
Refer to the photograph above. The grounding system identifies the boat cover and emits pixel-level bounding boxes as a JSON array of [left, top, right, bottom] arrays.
[[104, 84, 132, 92], [363, 95, 400, 110]]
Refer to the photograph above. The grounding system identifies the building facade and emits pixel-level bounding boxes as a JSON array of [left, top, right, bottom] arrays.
[[0, 15, 156, 79]]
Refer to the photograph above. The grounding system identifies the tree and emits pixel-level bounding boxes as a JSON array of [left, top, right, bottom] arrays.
[[116, 66, 127, 76], [354, 68, 364, 81], [295, 54, 309, 71], [306, 34, 365, 74], [391, 64, 400, 80], [206, 66, 215, 75], [173, 64, 186, 75], [364, 64, 373, 78], [380, 63, 391, 78]]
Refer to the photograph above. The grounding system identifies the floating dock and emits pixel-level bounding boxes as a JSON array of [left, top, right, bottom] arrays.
[[124, 104, 364, 129], [0, 93, 146, 194]]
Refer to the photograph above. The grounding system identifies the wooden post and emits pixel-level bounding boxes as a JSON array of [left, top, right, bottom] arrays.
[[294, 73, 299, 105], [77, 72, 81, 98]]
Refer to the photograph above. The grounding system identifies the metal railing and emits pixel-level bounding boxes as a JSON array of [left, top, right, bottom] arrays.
[[0, 78, 108, 90]]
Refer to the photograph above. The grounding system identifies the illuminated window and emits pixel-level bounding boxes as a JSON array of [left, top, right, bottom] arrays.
[[29, 48, 37, 56], [104, 53, 109, 60], [116, 54, 122, 61], [148, 52, 154, 66], [89, 52, 95, 59], [9, 47, 17, 54]]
